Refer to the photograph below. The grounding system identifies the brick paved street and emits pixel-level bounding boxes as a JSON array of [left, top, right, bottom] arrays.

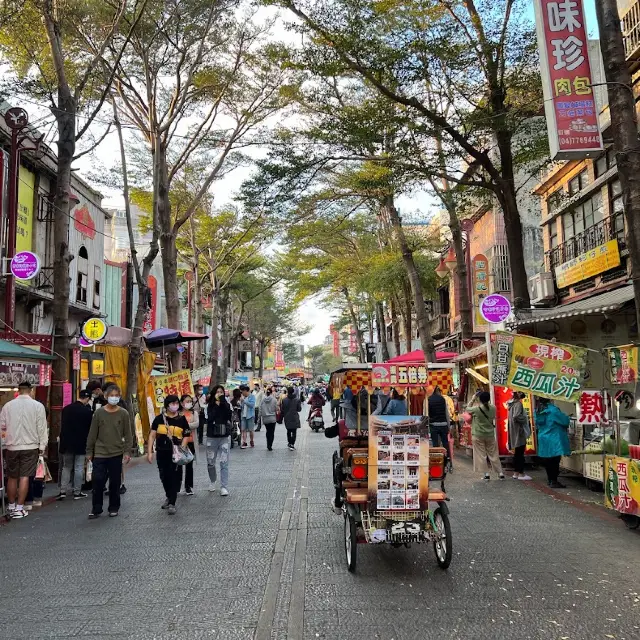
[[1, 405, 639, 640]]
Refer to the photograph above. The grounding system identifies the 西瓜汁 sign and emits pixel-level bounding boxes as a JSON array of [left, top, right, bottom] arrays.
[[554, 240, 620, 289], [533, 0, 603, 160], [605, 457, 640, 516], [492, 332, 588, 403]]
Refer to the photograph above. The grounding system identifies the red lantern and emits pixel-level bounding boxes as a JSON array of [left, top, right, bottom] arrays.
[[444, 246, 457, 270], [435, 257, 449, 279]]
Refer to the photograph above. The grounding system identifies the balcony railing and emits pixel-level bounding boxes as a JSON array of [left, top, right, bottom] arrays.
[[545, 213, 626, 274]]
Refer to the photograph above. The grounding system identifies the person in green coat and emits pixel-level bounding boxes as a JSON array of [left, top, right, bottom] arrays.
[[534, 397, 571, 488], [467, 391, 505, 481]]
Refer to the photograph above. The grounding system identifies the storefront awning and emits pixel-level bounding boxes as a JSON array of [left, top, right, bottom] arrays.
[[452, 343, 488, 363], [509, 284, 635, 327], [0, 338, 55, 360]]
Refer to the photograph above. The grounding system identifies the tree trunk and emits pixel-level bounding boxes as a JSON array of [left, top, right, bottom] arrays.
[[384, 196, 435, 362], [190, 217, 203, 367], [375, 301, 390, 362], [343, 287, 366, 362], [596, 0, 640, 331], [209, 283, 220, 385], [219, 293, 230, 383], [390, 296, 401, 357], [402, 277, 412, 353], [258, 339, 265, 378], [446, 206, 473, 338]]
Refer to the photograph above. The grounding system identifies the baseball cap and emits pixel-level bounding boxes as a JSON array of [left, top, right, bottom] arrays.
[[79, 389, 92, 399]]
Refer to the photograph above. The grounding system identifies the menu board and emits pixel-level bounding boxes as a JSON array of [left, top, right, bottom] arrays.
[[368, 415, 430, 511]]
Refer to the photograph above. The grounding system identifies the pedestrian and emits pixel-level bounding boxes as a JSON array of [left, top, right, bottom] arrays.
[[428, 386, 451, 468], [147, 395, 190, 514], [0, 380, 48, 519], [253, 384, 264, 432], [381, 388, 407, 415], [86, 379, 105, 412], [98, 382, 129, 495], [58, 389, 93, 500], [282, 386, 301, 450], [467, 391, 505, 481], [260, 386, 278, 451], [194, 384, 206, 445], [240, 385, 256, 449], [178, 394, 199, 496], [534, 397, 571, 488], [206, 385, 232, 495], [329, 384, 341, 422], [86, 385, 132, 519], [508, 392, 532, 481]]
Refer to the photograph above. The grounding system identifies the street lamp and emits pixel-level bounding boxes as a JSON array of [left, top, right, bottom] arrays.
[[435, 258, 449, 278], [444, 246, 457, 271]]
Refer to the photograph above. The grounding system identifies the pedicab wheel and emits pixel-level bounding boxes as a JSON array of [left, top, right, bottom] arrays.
[[344, 513, 357, 572], [622, 514, 639, 530], [433, 507, 452, 569]]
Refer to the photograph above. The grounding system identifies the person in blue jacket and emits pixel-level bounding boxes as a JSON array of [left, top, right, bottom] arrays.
[[534, 397, 571, 488]]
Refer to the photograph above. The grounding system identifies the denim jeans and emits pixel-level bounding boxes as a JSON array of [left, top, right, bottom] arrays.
[[61, 453, 85, 493], [206, 437, 229, 488]]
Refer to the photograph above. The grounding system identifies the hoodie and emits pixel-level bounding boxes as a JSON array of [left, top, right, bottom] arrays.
[[260, 394, 278, 424]]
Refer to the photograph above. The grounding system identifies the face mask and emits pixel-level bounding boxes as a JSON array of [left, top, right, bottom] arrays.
[[107, 396, 120, 406], [183, 402, 193, 410], [168, 403, 180, 413]]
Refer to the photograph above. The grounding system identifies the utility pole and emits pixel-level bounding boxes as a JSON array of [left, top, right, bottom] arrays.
[[595, 0, 640, 331]]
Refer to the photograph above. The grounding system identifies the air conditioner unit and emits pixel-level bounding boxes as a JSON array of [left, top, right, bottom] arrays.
[[528, 272, 555, 304]]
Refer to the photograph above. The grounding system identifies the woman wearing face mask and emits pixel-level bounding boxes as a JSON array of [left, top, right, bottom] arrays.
[[147, 395, 190, 514], [260, 387, 278, 451], [178, 394, 199, 496], [86, 385, 132, 519], [206, 385, 232, 495]]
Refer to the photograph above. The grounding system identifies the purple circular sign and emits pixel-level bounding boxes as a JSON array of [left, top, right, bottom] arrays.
[[11, 251, 40, 280], [480, 294, 512, 324]]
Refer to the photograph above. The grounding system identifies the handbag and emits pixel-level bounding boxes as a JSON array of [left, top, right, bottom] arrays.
[[162, 413, 194, 466], [35, 455, 46, 480]]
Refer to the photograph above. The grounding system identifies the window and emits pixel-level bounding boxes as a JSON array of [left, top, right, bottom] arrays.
[[93, 265, 101, 309], [547, 189, 563, 214], [568, 169, 589, 196], [491, 245, 510, 292], [549, 221, 558, 248], [595, 147, 617, 178], [561, 192, 604, 242], [610, 179, 625, 241], [76, 245, 88, 304]]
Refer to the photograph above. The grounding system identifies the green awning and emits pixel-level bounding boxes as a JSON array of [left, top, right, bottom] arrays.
[[0, 339, 56, 360]]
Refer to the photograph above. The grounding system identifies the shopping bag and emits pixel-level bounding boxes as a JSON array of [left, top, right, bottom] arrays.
[[86, 460, 93, 482], [43, 460, 53, 483]]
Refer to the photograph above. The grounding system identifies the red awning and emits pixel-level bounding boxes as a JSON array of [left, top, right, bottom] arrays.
[[386, 349, 457, 363]]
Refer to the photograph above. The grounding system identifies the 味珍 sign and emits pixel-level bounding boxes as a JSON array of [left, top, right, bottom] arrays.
[[533, 0, 603, 160]]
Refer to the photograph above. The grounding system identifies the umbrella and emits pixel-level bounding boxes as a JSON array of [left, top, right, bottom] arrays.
[[386, 349, 457, 363], [143, 328, 208, 347]]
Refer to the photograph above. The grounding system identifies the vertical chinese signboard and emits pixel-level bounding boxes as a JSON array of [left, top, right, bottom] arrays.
[[605, 457, 640, 517], [330, 324, 340, 358], [472, 254, 489, 331], [606, 345, 639, 385], [533, 0, 603, 159], [494, 385, 536, 456]]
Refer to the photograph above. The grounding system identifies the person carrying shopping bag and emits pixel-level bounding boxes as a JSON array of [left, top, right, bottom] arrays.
[[466, 391, 505, 481]]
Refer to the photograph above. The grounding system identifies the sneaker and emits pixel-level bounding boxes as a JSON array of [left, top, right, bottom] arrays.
[[73, 492, 88, 500], [23, 503, 33, 511], [88, 512, 101, 519], [167, 505, 177, 515], [208, 483, 217, 493], [518, 475, 533, 481], [267, 447, 273, 451], [119, 485, 127, 495], [549, 481, 566, 489], [185, 489, 194, 496], [10, 509, 28, 519], [57, 492, 67, 501], [161, 499, 170, 509], [108, 511, 119, 517], [483, 473, 490, 481], [220, 488, 229, 497], [250, 441, 255, 448], [32, 499, 42, 507], [241, 443, 248, 449], [498, 473, 505, 480], [512, 474, 520, 479]]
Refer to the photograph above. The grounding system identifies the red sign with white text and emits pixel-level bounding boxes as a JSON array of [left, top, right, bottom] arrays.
[[142, 275, 157, 333], [534, 0, 603, 159], [494, 386, 536, 456]]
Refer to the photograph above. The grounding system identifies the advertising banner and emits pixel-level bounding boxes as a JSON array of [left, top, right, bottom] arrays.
[[533, 0, 604, 160], [554, 240, 620, 289], [368, 415, 430, 511], [371, 363, 454, 392], [576, 389, 608, 424], [605, 456, 640, 516], [142, 275, 157, 333], [494, 386, 536, 455], [495, 332, 588, 402], [153, 369, 194, 407], [606, 345, 639, 385], [472, 254, 489, 331]]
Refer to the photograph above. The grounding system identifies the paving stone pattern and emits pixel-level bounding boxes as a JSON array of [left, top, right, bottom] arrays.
[[1, 405, 639, 639]]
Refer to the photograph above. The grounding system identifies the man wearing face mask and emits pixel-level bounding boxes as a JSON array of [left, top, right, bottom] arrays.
[[86, 385, 132, 519]]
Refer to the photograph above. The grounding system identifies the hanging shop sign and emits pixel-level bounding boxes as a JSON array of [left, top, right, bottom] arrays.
[[576, 389, 608, 425], [153, 369, 194, 408], [472, 254, 489, 330], [0, 360, 40, 386], [73, 205, 96, 239], [480, 294, 512, 324], [554, 240, 620, 289], [10, 251, 40, 280], [606, 345, 639, 385], [72, 349, 81, 371], [605, 456, 640, 516], [492, 331, 588, 402], [371, 364, 453, 391], [81, 318, 107, 343], [533, 0, 603, 160]]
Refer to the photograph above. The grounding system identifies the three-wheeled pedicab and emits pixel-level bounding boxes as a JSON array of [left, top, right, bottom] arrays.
[[327, 365, 453, 573]]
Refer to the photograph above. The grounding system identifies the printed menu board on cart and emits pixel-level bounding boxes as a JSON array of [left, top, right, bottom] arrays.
[[368, 415, 430, 511]]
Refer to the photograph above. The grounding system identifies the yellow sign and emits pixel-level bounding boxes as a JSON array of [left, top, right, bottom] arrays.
[[555, 240, 620, 289], [91, 360, 104, 375], [17, 166, 34, 253], [153, 370, 194, 407], [80, 359, 89, 381], [496, 332, 588, 403], [82, 318, 108, 342], [604, 456, 640, 516]]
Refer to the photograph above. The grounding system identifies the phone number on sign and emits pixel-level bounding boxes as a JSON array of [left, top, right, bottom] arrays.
[[560, 136, 601, 146]]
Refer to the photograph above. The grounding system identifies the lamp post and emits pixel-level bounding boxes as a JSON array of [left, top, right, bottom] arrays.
[[3, 107, 43, 331]]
